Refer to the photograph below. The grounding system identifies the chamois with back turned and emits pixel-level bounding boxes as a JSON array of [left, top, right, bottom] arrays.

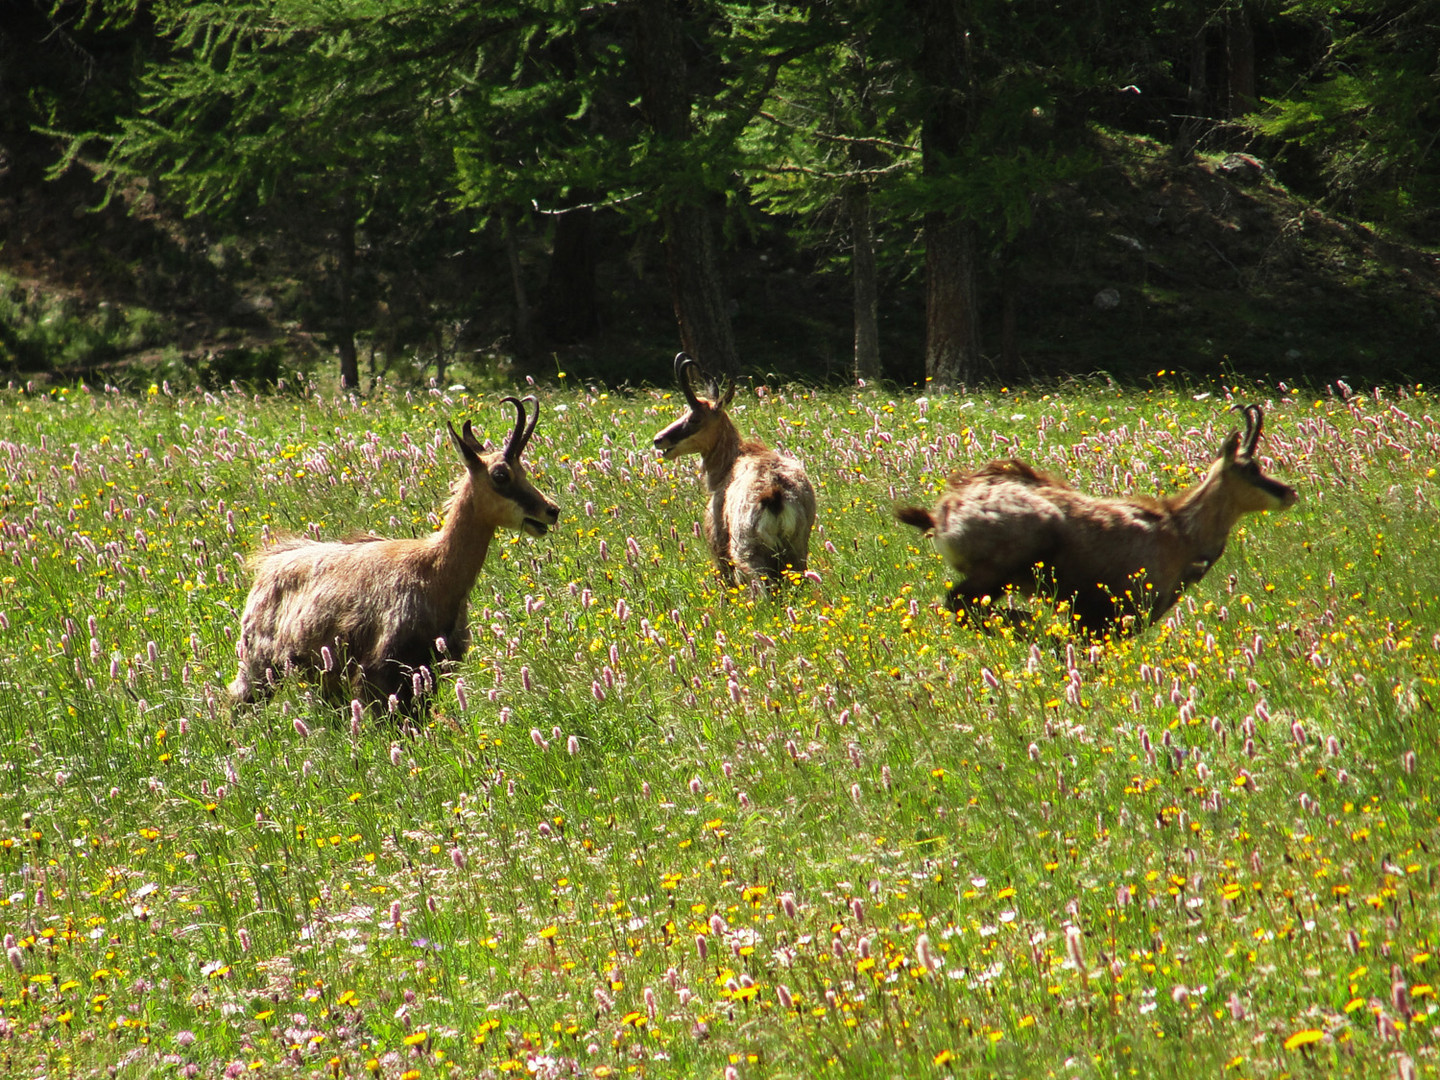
[[229, 396, 560, 709], [654, 353, 816, 590], [895, 405, 1297, 635]]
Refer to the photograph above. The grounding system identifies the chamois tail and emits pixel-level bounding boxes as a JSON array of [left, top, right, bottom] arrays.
[[895, 505, 936, 532]]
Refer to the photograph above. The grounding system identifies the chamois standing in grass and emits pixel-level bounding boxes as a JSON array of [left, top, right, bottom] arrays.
[[228, 396, 560, 710], [895, 405, 1297, 635], [653, 353, 816, 591]]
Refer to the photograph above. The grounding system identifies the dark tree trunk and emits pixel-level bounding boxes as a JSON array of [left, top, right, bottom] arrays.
[[1225, 4, 1256, 116], [911, 0, 981, 387], [504, 217, 533, 357], [847, 181, 881, 383], [923, 214, 980, 387], [537, 205, 599, 344], [634, 0, 739, 378], [335, 198, 361, 391]]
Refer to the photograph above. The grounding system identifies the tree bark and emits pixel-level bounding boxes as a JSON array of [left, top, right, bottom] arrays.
[[634, 0, 739, 378], [911, 0, 981, 387], [923, 213, 980, 387], [504, 216, 533, 357], [847, 180, 881, 382], [537, 205, 599, 344], [1225, 3, 1256, 116], [335, 197, 361, 391]]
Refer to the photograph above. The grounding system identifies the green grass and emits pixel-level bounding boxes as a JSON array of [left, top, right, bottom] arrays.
[[0, 376, 1435, 1079]]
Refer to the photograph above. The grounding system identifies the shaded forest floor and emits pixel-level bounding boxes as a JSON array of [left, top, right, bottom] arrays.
[[3, 132, 1438, 390]]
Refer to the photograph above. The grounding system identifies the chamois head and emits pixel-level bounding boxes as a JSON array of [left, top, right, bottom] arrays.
[[447, 395, 560, 537], [1207, 405, 1298, 515], [653, 353, 737, 460]]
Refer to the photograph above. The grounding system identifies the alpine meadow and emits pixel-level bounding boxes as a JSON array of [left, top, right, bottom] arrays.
[[0, 376, 1436, 1080]]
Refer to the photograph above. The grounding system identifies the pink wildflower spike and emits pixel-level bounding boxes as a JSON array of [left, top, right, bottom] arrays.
[[1226, 992, 1246, 1020], [1392, 976, 1412, 1018], [293, 718, 310, 739], [455, 679, 469, 712], [1065, 925, 1086, 972], [916, 933, 939, 972], [849, 783, 862, 805], [1291, 720, 1306, 746], [6, 946, 21, 973], [567, 735, 579, 756], [690, 776, 703, 795], [776, 983, 794, 1009], [237, 928, 251, 953], [642, 781, 651, 798], [1116, 885, 1132, 907], [981, 667, 1000, 689], [530, 728, 548, 750], [738, 791, 751, 810], [1171, 984, 1189, 1005], [695, 934, 707, 961], [320, 645, 334, 672], [1346, 930, 1361, 955], [520, 666, 532, 691], [538, 822, 552, 837], [881, 764, 892, 790], [451, 848, 466, 870], [644, 986, 657, 1019], [390, 743, 403, 768], [858, 936, 871, 959], [851, 897, 864, 923], [709, 914, 726, 936], [722, 760, 733, 778], [389, 901, 402, 926], [1028, 743, 1041, 762], [591, 680, 605, 703], [781, 893, 797, 919], [1403, 750, 1417, 774]]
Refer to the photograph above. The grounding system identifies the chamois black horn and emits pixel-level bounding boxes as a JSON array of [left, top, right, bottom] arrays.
[[500, 396, 528, 463], [675, 353, 704, 410]]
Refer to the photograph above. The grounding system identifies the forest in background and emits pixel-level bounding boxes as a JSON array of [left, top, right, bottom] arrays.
[[2, 0, 1439, 391]]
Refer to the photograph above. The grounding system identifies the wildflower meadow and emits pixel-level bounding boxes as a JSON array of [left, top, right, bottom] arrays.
[[0, 375, 1435, 1080]]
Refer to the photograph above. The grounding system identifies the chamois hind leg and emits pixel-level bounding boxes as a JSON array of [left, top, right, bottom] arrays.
[[946, 565, 1031, 633]]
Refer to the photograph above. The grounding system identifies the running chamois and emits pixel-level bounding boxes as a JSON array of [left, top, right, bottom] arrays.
[[895, 405, 1297, 635]]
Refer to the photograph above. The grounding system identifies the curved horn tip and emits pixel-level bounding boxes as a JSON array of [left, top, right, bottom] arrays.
[[499, 395, 528, 458]]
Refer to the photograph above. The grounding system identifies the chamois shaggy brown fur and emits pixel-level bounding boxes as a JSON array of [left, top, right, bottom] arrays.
[[654, 353, 816, 590], [895, 405, 1297, 635], [228, 397, 560, 709]]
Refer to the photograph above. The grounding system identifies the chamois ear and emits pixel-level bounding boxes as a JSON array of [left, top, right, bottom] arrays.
[[448, 421, 484, 470], [717, 377, 737, 409], [1219, 430, 1242, 462]]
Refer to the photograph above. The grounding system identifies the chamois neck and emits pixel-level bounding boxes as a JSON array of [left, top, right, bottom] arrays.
[[427, 474, 496, 589], [1169, 463, 1242, 559], [698, 414, 744, 492]]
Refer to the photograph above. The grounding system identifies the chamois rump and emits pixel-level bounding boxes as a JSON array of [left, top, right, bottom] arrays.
[[228, 396, 560, 709], [653, 353, 816, 590], [895, 405, 1297, 635]]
